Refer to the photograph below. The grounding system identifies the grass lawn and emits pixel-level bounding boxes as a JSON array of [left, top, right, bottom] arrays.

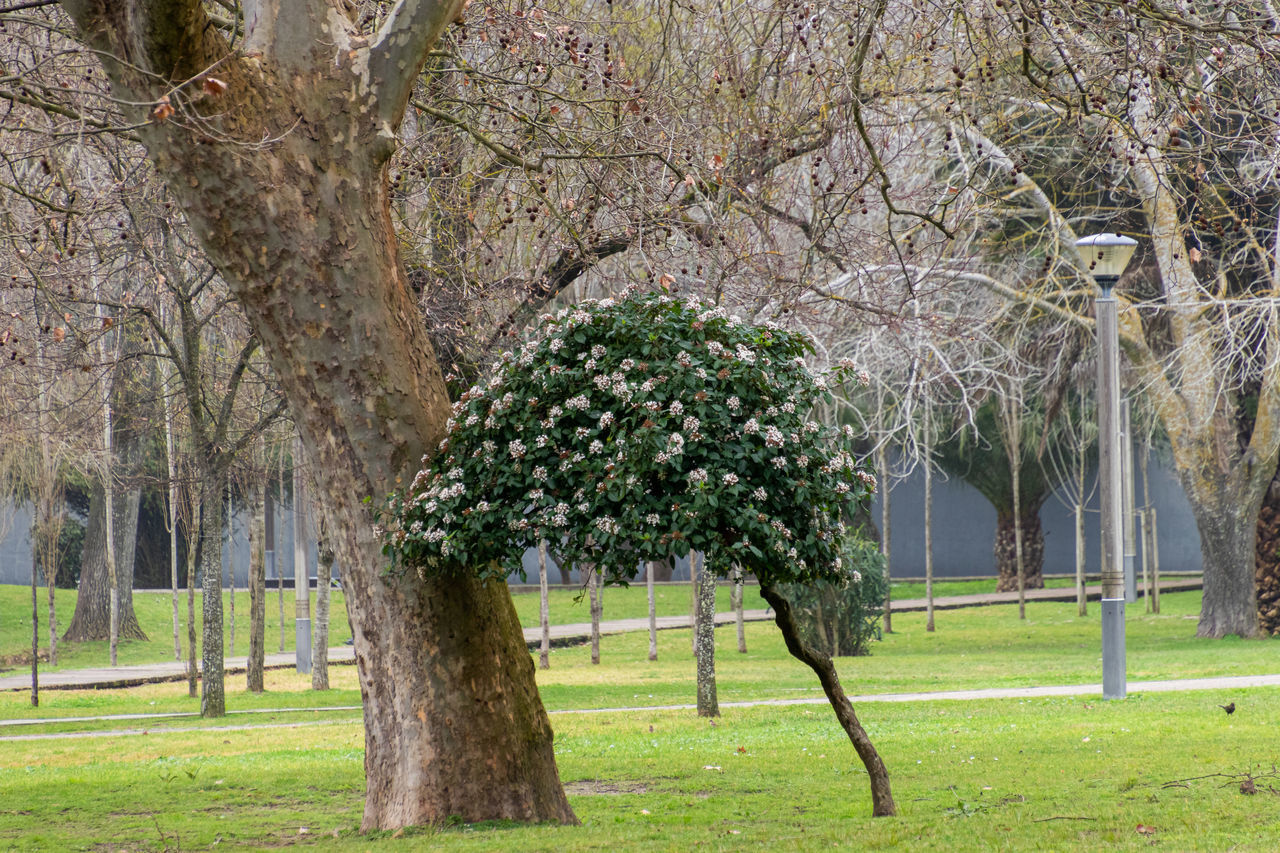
[[1, 589, 1278, 850], [1, 576, 1085, 675]]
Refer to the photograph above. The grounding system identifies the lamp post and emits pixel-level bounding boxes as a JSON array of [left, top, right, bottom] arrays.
[[1076, 232, 1137, 700]]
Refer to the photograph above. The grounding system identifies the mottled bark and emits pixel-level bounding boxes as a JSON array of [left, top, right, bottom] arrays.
[[759, 582, 896, 817], [1169, 441, 1270, 637], [1256, 467, 1280, 635], [58, 0, 574, 828], [62, 480, 147, 642], [693, 552, 718, 717], [313, 518, 333, 690], [200, 475, 226, 717], [994, 511, 1045, 593], [1191, 487, 1263, 638]]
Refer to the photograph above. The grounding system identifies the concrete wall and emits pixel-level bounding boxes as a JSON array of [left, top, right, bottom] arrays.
[[873, 447, 1202, 578], [1, 445, 1204, 586], [0, 500, 335, 588]]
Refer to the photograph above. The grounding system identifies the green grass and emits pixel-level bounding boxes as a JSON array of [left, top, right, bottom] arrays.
[[1, 590, 1278, 849], [2, 575, 1092, 676], [0, 585, 354, 673], [2, 683, 1278, 850]]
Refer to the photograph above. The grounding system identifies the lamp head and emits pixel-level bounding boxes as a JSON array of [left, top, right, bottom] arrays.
[[1075, 233, 1138, 293]]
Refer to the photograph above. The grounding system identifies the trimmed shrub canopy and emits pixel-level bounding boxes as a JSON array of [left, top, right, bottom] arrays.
[[382, 289, 876, 587]]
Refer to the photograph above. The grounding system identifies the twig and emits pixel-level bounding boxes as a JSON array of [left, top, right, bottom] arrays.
[[1033, 816, 1097, 822]]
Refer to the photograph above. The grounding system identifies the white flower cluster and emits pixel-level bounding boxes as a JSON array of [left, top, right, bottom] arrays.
[[655, 432, 686, 464]]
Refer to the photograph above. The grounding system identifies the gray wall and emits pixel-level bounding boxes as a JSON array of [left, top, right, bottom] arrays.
[[0, 503, 35, 586], [0, 447, 1205, 586], [873, 447, 1203, 579], [0, 500, 334, 588]]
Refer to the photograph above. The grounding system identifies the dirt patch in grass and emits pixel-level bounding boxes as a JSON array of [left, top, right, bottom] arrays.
[[0, 651, 49, 667], [564, 779, 649, 795]]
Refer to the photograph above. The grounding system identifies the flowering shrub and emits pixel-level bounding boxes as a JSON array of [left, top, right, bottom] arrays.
[[774, 539, 888, 657], [382, 289, 876, 587]]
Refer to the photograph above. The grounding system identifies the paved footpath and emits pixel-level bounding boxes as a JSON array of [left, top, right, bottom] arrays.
[[0, 578, 1203, 693]]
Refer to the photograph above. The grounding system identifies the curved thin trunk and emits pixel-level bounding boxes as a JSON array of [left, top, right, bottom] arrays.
[[758, 582, 896, 817]]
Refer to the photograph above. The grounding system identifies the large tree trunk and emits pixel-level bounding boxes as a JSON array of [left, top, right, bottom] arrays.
[[1190, 489, 1263, 638], [994, 510, 1045, 593], [62, 480, 147, 642], [61, 0, 574, 829], [1255, 465, 1280, 636], [1166, 428, 1271, 637]]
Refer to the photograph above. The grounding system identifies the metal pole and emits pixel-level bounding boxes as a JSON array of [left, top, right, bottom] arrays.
[[1097, 286, 1126, 699], [1121, 401, 1137, 604], [294, 438, 312, 675]]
